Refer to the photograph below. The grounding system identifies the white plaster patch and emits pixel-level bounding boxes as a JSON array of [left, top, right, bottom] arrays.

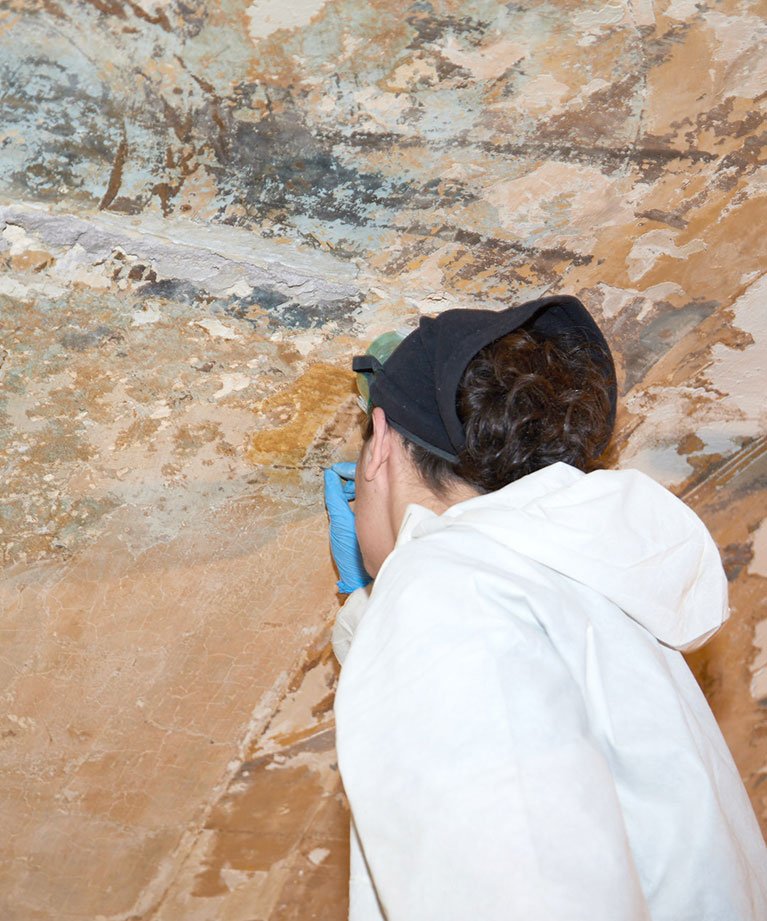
[[410, 292, 458, 313], [137, 0, 175, 12], [707, 274, 767, 423], [643, 281, 687, 301], [689, 426, 744, 458], [629, 0, 656, 27], [0, 276, 67, 299], [748, 519, 767, 579], [705, 11, 765, 63], [573, 0, 630, 44], [596, 281, 686, 320], [213, 373, 251, 400], [317, 94, 336, 115], [338, 32, 363, 63], [750, 619, 767, 701], [2, 223, 40, 254], [67, 266, 112, 289], [276, 329, 321, 357], [621, 384, 738, 487], [704, 11, 767, 99], [194, 318, 241, 341], [439, 35, 527, 81], [573, 3, 626, 28], [149, 402, 172, 420], [620, 441, 693, 488], [596, 285, 642, 319], [220, 867, 256, 891], [0, 276, 32, 299], [511, 73, 571, 116], [307, 847, 330, 866], [223, 278, 253, 299], [441, 161, 486, 182], [621, 276, 767, 487], [131, 306, 162, 326], [51, 243, 112, 289], [664, 0, 700, 22], [353, 87, 409, 132], [495, 75, 613, 117], [626, 229, 707, 282], [577, 77, 611, 99], [247, 0, 328, 41]]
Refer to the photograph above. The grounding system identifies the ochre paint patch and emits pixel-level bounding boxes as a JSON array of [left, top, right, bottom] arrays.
[[247, 363, 355, 467]]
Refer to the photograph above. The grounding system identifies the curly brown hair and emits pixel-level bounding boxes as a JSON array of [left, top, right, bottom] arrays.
[[373, 326, 614, 495]]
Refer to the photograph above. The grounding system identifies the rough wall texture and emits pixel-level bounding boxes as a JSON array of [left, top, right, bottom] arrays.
[[0, 0, 765, 918]]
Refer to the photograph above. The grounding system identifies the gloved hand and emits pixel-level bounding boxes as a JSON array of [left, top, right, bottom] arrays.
[[323, 462, 372, 594]]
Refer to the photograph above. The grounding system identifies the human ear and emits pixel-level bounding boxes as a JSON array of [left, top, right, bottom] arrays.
[[361, 407, 391, 481]]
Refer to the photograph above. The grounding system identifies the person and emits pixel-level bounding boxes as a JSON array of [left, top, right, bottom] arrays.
[[323, 295, 767, 921]]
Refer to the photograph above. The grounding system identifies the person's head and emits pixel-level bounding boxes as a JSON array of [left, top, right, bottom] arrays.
[[352, 296, 616, 575]]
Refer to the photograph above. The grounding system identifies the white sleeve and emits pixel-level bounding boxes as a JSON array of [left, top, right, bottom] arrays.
[[349, 819, 386, 921], [332, 584, 372, 665], [334, 550, 651, 921]]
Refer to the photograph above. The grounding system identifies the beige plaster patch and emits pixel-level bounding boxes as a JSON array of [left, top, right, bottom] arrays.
[[664, 0, 700, 22], [487, 162, 635, 252], [750, 618, 767, 701], [510, 73, 572, 117], [353, 86, 410, 133], [700, 10, 767, 101], [194, 318, 242, 340], [707, 274, 767, 424], [387, 56, 440, 91], [439, 35, 527, 81], [246, 0, 329, 41], [626, 230, 707, 283], [748, 519, 767, 580]]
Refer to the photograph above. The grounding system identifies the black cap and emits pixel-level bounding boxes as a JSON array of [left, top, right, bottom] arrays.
[[355, 295, 616, 462]]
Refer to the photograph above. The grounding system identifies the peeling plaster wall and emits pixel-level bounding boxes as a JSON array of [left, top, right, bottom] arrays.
[[1, 0, 766, 918]]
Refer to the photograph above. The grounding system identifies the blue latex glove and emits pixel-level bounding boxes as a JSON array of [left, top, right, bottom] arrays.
[[323, 462, 372, 594]]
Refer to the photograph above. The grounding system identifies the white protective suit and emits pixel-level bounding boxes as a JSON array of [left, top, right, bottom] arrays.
[[332, 462, 767, 921]]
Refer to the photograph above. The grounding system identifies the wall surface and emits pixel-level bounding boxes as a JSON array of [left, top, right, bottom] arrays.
[[1, 0, 766, 918]]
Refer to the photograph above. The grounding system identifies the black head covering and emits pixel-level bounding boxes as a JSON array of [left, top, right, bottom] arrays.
[[352, 295, 616, 462]]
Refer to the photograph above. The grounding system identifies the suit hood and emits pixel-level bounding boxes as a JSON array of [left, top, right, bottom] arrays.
[[409, 462, 728, 652]]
